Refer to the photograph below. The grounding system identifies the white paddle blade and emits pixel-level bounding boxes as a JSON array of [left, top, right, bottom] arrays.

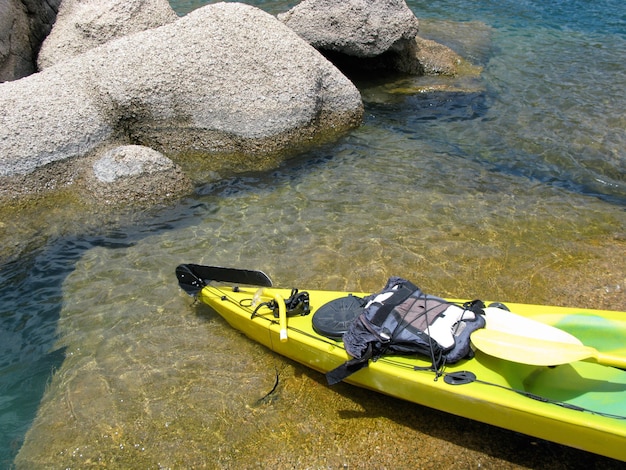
[[483, 307, 582, 345], [471, 329, 595, 366]]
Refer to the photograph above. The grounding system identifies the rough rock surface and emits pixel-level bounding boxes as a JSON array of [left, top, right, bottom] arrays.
[[0, 0, 62, 81], [37, 0, 178, 69], [278, 0, 420, 57], [0, 2, 363, 198], [87, 145, 192, 205], [278, 0, 469, 76], [0, 66, 112, 180]]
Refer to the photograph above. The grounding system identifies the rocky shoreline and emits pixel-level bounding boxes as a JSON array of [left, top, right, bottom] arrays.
[[0, 0, 484, 268], [0, 0, 477, 210]]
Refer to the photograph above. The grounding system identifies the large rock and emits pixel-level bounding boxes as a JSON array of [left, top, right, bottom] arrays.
[[278, 0, 473, 77], [0, 66, 111, 181], [37, 0, 178, 69], [278, 0, 420, 57], [0, 2, 363, 198], [0, 0, 62, 82]]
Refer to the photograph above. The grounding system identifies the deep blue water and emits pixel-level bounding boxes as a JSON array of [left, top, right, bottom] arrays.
[[1, 0, 624, 466], [0, 247, 71, 468]]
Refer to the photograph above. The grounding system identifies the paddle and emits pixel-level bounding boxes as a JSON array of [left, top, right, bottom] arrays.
[[471, 328, 626, 369], [175, 264, 287, 341], [176, 264, 272, 295], [482, 307, 582, 345]]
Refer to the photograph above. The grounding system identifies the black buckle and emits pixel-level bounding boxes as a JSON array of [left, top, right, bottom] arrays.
[[273, 288, 311, 317]]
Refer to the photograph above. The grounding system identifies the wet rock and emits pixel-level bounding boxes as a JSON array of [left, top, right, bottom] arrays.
[[0, 0, 61, 82], [0, 2, 363, 200], [37, 0, 178, 70], [406, 36, 465, 76]]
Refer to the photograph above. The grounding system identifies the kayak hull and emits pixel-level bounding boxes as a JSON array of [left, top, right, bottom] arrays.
[[191, 283, 626, 462]]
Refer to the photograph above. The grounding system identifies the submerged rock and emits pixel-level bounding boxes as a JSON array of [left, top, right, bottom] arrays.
[[407, 36, 466, 76]]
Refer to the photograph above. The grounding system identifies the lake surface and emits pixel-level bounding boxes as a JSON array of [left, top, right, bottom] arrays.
[[1, 0, 624, 467]]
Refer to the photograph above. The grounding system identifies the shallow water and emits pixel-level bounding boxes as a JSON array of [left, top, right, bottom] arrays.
[[1, 0, 625, 467]]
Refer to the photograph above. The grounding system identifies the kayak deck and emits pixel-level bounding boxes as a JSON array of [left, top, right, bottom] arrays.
[[193, 284, 626, 462]]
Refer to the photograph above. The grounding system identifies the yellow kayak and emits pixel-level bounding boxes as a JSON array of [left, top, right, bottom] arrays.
[[175, 264, 626, 462]]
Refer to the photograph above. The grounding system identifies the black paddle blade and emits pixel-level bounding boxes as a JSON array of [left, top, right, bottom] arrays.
[[176, 264, 206, 295], [175, 263, 273, 295]]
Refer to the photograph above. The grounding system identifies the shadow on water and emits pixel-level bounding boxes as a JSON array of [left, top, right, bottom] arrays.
[[0, 228, 156, 466], [0, 163, 300, 465], [362, 89, 626, 207], [0, 248, 72, 467], [0, 138, 369, 465]]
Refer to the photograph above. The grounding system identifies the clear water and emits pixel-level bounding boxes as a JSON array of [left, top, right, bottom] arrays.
[[1, 0, 625, 466]]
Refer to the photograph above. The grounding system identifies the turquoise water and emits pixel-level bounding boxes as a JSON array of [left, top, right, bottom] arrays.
[[1, 0, 625, 466]]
